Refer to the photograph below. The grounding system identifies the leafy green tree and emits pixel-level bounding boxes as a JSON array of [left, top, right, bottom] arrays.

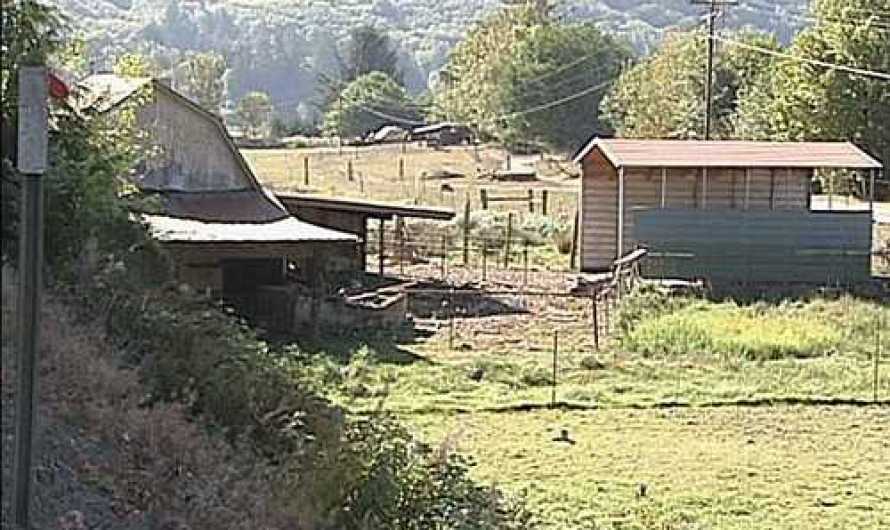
[[2, 0, 67, 261], [434, 4, 542, 131], [495, 22, 632, 150], [600, 29, 778, 139], [734, 0, 890, 167], [178, 51, 227, 114], [338, 25, 401, 85], [236, 91, 273, 138], [322, 72, 419, 138], [114, 52, 159, 78], [1, 0, 146, 271]]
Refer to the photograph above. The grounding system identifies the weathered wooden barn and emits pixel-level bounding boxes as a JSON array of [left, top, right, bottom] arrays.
[[573, 138, 883, 284], [77, 74, 360, 298]]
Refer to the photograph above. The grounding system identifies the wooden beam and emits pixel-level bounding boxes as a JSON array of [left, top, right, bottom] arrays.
[[617, 166, 625, 258], [870, 168, 876, 212], [702, 167, 708, 209], [660, 167, 667, 208]]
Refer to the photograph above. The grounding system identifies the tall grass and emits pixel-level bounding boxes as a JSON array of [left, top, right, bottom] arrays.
[[617, 287, 885, 361]]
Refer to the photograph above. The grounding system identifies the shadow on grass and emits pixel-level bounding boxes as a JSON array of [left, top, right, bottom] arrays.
[[269, 324, 436, 366], [366, 397, 890, 416]]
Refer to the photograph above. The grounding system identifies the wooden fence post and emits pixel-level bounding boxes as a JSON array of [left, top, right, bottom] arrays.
[[440, 234, 448, 280], [569, 209, 579, 270], [504, 212, 513, 268], [399, 157, 405, 181], [378, 218, 385, 277], [347, 159, 354, 182], [528, 188, 534, 213], [542, 189, 549, 216], [303, 156, 310, 186], [482, 239, 488, 282], [480, 188, 489, 210], [463, 197, 471, 266], [590, 291, 600, 350], [522, 240, 529, 286], [551, 330, 558, 406]]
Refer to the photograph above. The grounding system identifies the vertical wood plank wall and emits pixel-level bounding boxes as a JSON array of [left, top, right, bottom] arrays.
[[580, 151, 618, 270], [580, 151, 813, 271]]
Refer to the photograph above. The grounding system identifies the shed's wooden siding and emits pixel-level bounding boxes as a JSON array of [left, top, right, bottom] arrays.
[[138, 89, 252, 192], [580, 150, 618, 270], [580, 147, 813, 271]]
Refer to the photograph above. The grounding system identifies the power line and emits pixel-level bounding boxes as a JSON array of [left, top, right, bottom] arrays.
[[745, 0, 890, 31], [711, 33, 890, 81], [481, 78, 614, 124]]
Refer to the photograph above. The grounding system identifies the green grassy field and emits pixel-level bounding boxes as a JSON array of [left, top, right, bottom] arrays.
[[282, 291, 890, 528]]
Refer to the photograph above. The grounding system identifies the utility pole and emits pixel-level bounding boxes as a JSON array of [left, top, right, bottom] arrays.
[[14, 65, 48, 530], [692, 0, 736, 140]]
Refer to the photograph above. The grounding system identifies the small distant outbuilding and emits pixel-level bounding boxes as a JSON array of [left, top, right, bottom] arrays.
[[574, 138, 883, 284], [411, 122, 474, 146]]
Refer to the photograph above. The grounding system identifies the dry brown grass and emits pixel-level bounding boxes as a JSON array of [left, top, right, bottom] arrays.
[[243, 144, 580, 219], [7, 297, 306, 529]]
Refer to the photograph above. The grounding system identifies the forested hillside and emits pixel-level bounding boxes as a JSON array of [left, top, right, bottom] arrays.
[[48, 0, 807, 119]]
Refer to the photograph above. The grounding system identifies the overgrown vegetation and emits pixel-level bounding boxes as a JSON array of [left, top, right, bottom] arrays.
[[2, 2, 537, 526]]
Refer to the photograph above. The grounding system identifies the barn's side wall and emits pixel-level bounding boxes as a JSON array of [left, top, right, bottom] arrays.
[[137, 89, 252, 192], [580, 150, 618, 271], [165, 241, 361, 293]]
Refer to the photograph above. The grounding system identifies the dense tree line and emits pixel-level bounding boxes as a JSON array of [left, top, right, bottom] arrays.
[[602, 0, 890, 166]]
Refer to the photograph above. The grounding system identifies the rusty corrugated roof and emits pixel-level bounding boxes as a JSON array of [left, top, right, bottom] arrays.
[[143, 214, 359, 243], [574, 138, 882, 169], [156, 190, 287, 223], [276, 193, 455, 220]]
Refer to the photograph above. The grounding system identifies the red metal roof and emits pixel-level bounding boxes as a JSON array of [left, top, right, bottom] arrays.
[[574, 138, 882, 169]]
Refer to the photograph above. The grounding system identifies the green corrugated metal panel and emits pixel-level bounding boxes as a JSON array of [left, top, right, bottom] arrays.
[[635, 209, 872, 284]]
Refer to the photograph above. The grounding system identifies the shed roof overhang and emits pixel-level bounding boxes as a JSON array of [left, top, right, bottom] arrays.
[[573, 138, 883, 170], [276, 193, 455, 221]]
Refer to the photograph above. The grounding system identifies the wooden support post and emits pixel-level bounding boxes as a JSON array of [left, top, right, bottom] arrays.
[[660, 167, 667, 208], [826, 169, 833, 211], [398, 157, 405, 181], [378, 218, 385, 277], [448, 288, 455, 350], [528, 188, 534, 213], [617, 166, 625, 258], [506, 153, 511, 171], [702, 167, 708, 209], [463, 197, 471, 266], [870, 168, 876, 213], [303, 156, 310, 186], [480, 188, 488, 210], [14, 66, 47, 529], [347, 159, 354, 182], [504, 212, 513, 268], [542, 189, 549, 215], [398, 216, 405, 276], [744, 168, 751, 210]]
